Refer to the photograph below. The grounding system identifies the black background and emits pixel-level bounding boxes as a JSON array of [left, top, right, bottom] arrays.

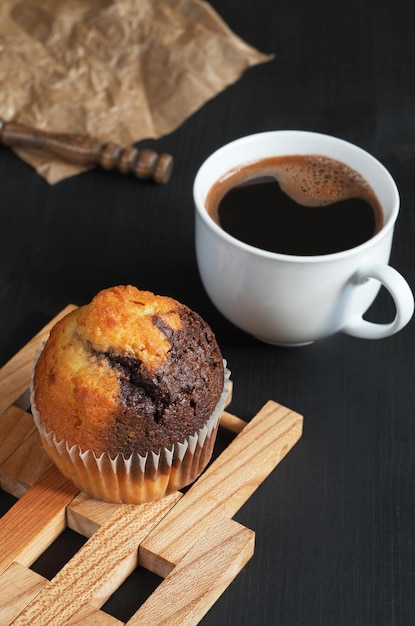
[[1, 0, 415, 623]]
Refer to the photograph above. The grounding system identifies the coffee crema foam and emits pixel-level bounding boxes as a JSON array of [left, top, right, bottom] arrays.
[[271, 155, 375, 207]]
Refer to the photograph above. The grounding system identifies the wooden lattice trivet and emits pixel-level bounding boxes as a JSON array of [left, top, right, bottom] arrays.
[[0, 305, 303, 625]]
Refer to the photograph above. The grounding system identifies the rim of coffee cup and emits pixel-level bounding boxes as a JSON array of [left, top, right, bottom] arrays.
[[194, 130, 400, 263]]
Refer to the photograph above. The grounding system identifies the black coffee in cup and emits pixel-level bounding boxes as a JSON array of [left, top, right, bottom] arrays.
[[205, 155, 384, 255]]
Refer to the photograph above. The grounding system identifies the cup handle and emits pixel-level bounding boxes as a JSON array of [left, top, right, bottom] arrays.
[[342, 264, 414, 339]]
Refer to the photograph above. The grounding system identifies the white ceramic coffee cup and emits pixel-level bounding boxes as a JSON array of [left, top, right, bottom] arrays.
[[194, 131, 414, 346]]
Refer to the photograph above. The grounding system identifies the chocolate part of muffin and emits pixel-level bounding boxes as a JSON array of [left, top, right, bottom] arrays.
[[98, 307, 224, 457]]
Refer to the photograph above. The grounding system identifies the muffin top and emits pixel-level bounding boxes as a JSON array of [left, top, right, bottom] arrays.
[[32, 285, 225, 456]]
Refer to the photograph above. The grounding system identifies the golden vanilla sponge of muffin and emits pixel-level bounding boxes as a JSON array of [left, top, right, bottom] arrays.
[[31, 285, 230, 504]]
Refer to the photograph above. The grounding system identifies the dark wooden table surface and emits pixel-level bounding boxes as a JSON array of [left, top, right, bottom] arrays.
[[1, 0, 415, 623]]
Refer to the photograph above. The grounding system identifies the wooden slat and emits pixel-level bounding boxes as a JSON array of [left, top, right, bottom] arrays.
[[219, 410, 247, 434], [0, 563, 45, 625], [67, 605, 124, 625], [140, 401, 303, 576], [0, 405, 52, 497], [128, 517, 255, 626], [0, 406, 35, 465], [0, 465, 79, 575], [12, 492, 182, 626], [0, 562, 123, 626], [67, 492, 125, 538], [0, 304, 76, 414]]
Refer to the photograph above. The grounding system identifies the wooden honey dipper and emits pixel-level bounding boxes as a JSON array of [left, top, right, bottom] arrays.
[[0, 119, 174, 183]]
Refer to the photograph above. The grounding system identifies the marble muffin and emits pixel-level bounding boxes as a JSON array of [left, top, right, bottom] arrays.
[[31, 285, 229, 503]]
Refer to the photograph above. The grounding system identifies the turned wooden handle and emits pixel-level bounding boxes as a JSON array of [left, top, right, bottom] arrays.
[[0, 120, 174, 183]]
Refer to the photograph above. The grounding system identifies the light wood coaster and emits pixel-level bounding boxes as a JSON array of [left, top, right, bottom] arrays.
[[0, 306, 303, 625]]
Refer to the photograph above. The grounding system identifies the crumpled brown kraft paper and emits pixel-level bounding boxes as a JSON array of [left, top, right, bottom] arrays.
[[0, 0, 273, 183]]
